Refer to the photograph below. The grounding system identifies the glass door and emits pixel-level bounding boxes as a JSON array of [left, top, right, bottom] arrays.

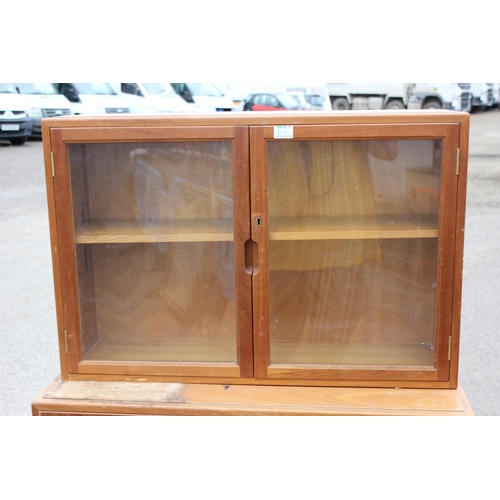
[[251, 123, 459, 382], [52, 126, 252, 378]]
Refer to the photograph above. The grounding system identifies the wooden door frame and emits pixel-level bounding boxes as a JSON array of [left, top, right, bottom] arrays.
[[50, 125, 253, 379], [250, 122, 460, 384]]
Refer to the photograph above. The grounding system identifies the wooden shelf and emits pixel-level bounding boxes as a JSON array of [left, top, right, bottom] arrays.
[[271, 341, 435, 366], [269, 215, 439, 241], [75, 219, 234, 244], [74, 215, 437, 244], [83, 339, 237, 363], [82, 338, 433, 367]]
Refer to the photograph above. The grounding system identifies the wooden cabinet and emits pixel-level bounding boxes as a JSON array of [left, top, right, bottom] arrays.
[[32, 377, 474, 416], [41, 111, 469, 389]]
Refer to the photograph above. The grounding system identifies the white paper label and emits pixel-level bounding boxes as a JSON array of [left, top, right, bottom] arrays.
[[274, 125, 293, 139]]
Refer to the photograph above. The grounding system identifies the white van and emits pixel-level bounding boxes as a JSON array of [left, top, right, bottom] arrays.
[[54, 83, 130, 115], [0, 83, 32, 145], [14, 83, 71, 136], [170, 83, 236, 112], [215, 83, 253, 111], [110, 83, 195, 114]]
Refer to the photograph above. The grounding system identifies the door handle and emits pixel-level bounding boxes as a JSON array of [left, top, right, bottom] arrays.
[[244, 239, 259, 275]]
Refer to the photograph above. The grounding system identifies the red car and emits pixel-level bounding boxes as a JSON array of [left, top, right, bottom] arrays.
[[243, 92, 305, 111]]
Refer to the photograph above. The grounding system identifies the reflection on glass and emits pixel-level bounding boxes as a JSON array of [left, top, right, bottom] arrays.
[[68, 142, 236, 363], [268, 140, 441, 367]]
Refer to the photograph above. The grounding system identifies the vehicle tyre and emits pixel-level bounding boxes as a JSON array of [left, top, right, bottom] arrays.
[[10, 137, 27, 146], [422, 99, 442, 109], [385, 99, 405, 110], [331, 97, 350, 110]]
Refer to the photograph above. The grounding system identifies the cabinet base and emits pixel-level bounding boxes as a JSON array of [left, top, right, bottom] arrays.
[[32, 375, 473, 416]]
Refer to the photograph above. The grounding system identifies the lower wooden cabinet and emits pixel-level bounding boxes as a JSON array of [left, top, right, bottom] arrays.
[[39, 111, 469, 391], [32, 376, 473, 416]]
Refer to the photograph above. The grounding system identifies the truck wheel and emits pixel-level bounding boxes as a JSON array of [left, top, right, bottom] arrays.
[[422, 99, 442, 109], [386, 99, 405, 110], [331, 97, 350, 110], [10, 137, 27, 146]]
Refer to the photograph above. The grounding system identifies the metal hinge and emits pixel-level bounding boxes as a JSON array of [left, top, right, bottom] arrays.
[[64, 330, 69, 354], [456, 149, 460, 175], [51, 151, 55, 177], [448, 336, 452, 361]]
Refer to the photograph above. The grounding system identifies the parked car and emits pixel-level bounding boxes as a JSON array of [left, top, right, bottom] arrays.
[[13, 83, 71, 136], [243, 93, 305, 111], [53, 83, 130, 115], [289, 92, 325, 111], [0, 84, 32, 145]]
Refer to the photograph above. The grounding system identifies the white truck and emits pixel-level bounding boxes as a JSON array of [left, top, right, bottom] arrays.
[[469, 83, 495, 111], [327, 83, 472, 112], [13, 83, 71, 136]]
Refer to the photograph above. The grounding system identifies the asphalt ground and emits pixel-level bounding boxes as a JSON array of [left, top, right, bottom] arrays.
[[1, 110, 499, 416]]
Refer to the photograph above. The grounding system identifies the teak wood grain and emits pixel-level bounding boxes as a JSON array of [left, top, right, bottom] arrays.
[[42, 110, 467, 128], [449, 115, 470, 387], [32, 376, 474, 416], [41, 111, 469, 390]]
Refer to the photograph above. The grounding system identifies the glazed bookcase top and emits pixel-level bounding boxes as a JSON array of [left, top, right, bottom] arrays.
[[42, 109, 469, 129], [42, 111, 469, 389]]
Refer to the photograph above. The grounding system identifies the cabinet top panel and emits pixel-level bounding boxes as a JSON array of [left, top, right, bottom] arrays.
[[42, 110, 469, 130]]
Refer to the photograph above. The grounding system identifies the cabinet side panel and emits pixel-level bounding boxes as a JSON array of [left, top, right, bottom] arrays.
[[449, 116, 470, 387], [434, 125, 460, 381], [51, 128, 85, 375], [44, 125, 68, 379]]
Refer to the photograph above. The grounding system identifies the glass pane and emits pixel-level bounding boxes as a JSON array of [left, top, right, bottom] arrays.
[[267, 139, 441, 366], [68, 141, 236, 363]]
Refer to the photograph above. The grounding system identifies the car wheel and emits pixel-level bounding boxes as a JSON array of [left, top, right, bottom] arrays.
[[10, 137, 27, 146], [422, 99, 442, 110], [386, 99, 405, 110], [331, 97, 350, 110]]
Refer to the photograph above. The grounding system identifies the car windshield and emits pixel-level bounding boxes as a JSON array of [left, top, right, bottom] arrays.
[[276, 94, 300, 109], [142, 83, 176, 97], [14, 83, 58, 95], [302, 94, 321, 106], [305, 94, 323, 106], [0, 83, 18, 94], [73, 83, 116, 95], [187, 83, 223, 97]]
